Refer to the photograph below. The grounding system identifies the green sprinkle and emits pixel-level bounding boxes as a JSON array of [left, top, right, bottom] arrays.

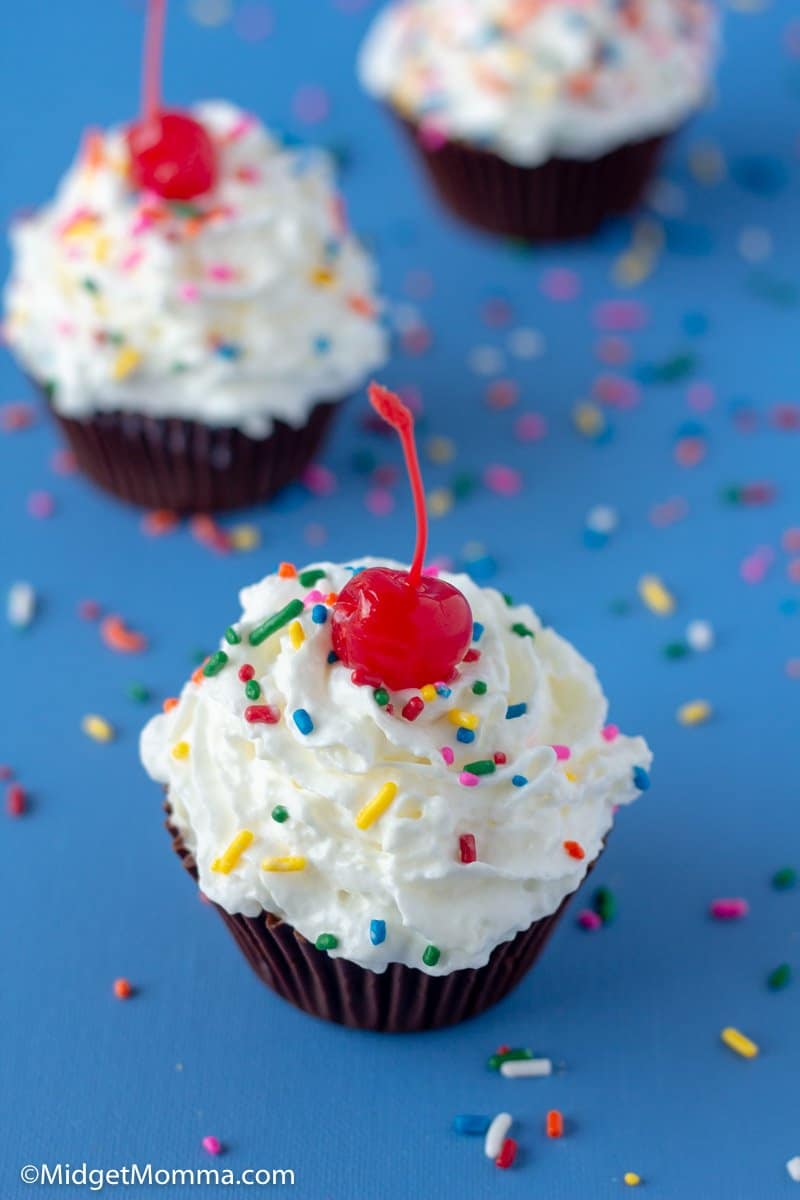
[[663, 641, 690, 660], [352, 449, 376, 475], [472, 680, 488, 696], [298, 568, 327, 588], [315, 933, 338, 952], [487, 1048, 533, 1070], [464, 759, 495, 776], [451, 471, 478, 499], [373, 687, 390, 707], [610, 598, 631, 616], [422, 944, 440, 967], [224, 626, 241, 645], [81, 277, 99, 294], [772, 867, 797, 890], [593, 886, 617, 924], [720, 485, 743, 506], [767, 963, 791, 991], [271, 805, 289, 824], [512, 622, 535, 639], [503, 593, 514, 607], [203, 651, 229, 677], [127, 682, 151, 703], [245, 679, 261, 701], [249, 599, 304, 646]]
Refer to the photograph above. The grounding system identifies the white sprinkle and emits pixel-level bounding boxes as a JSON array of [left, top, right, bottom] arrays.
[[687, 619, 714, 653], [7, 581, 36, 629], [738, 226, 772, 265], [507, 327, 545, 360], [646, 178, 688, 219], [787, 1157, 800, 1183], [586, 505, 618, 535], [484, 1112, 512, 1160], [468, 345, 505, 377], [500, 1058, 553, 1078]]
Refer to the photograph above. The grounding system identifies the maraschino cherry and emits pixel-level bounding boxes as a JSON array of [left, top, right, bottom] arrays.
[[331, 384, 473, 692], [126, 0, 217, 201]]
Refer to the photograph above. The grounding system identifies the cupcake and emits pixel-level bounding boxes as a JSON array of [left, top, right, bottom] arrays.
[[141, 384, 652, 1031], [359, 0, 715, 241], [4, 2, 386, 512]]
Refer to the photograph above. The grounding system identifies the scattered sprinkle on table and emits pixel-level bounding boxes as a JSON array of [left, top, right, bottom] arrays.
[[81, 714, 115, 743], [721, 1027, 759, 1059]]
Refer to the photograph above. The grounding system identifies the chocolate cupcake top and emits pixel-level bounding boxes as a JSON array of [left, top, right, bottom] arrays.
[[4, 102, 387, 438], [360, 0, 715, 166], [140, 558, 651, 975]]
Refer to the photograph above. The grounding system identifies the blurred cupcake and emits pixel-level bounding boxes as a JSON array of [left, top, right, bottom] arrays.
[[140, 384, 652, 1031], [360, 0, 715, 241], [4, 102, 387, 512]]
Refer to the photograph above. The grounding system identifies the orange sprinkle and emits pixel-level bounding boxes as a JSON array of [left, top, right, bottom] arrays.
[[142, 509, 179, 536], [191, 661, 208, 685], [113, 978, 132, 1000], [163, 697, 179, 713], [278, 562, 297, 578], [82, 127, 106, 169], [546, 1110, 564, 1139], [100, 614, 148, 654], [325, 592, 338, 605], [348, 294, 376, 318], [564, 840, 586, 861]]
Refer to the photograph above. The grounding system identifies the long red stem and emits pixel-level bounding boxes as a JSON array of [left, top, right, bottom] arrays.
[[142, 0, 167, 122], [368, 383, 428, 586]]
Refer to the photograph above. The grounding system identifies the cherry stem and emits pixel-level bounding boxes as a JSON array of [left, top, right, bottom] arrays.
[[368, 383, 428, 586], [141, 0, 167, 122]]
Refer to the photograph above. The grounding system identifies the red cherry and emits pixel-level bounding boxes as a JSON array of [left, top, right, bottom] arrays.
[[331, 383, 474, 691], [332, 568, 472, 692], [127, 110, 217, 200]]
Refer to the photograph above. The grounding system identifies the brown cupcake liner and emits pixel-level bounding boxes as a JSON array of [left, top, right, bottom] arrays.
[[398, 116, 667, 242], [166, 803, 597, 1032], [41, 387, 339, 514]]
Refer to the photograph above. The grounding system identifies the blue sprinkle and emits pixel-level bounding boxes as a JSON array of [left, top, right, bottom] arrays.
[[326, 650, 338, 664], [506, 702, 528, 720], [436, 684, 452, 698], [457, 727, 475, 744], [453, 1114, 490, 1136], [215, 342, 242, 360], [369, 919, 386, 946], [472, 621, 484, 642], [311, 604, 328, 625], [293, 708, 314, 736], [512, 775, 528, 788], [633, 765, 650, 791], [313, 335, 332, 355]]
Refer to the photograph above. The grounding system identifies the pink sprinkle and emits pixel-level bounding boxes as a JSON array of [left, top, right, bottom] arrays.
[[687, 381, 716, 412], [786, 658, 800, 679], [593, 374, 640, 410], [440, 747, 455, 765], [292, 84, 331, 125], [201, 1136, 222, 1156], [674, 437, 707, 468], [401, 325, 432, 356], [650, 496, 689, 527], [417, 122, 447, 152], [593, 299, 649, 332], [233, 2, 274, 43], [578, 910, 602, 931], [782, 527, 800, 553], [303, 590, 325, 607], [120, 248, 144, 272], [788, 558, 800, 583], [484, 464, 522, 497], [56, 319, 76, 336], [179, 282, 200, 302], [540, 268, 581, 303], [51, 448, 77, 475], [227, 113, 258, 142], [595, 336, 631, 366], [710, 898, 749, 920], [78, 600, 102, 621], [459, 772, 479, 788], [486, 379, 519, 410], [365, 488, 394, 517], [207, 263, 236, 282], [515, 412, 547, 442], [27, 491, 55, 518], [303, 463, 337, 497], [551, 745, 571, 761], [740, 546, 774, 585]]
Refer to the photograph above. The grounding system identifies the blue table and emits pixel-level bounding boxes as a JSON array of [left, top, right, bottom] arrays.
[[2, 2, 799, 1196]]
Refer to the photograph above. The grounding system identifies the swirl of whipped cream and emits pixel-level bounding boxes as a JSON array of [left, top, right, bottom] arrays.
[[140, 559, 652, 975], [360, 0, 715, 166], [4, 102, 387, 438]]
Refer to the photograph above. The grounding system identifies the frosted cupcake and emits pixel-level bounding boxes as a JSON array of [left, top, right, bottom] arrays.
[[360, 0, 715, 241], [141, 384, 652, 1031], [4, 2, 386, 511]]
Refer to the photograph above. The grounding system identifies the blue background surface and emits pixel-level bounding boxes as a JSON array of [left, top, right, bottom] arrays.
[[1, 2, 799, 1197]]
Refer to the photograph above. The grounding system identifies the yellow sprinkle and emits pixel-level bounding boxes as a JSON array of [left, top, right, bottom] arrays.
[[565, 771, 578, 782], [211, 830, 254, 875], [171, 740, 190, 760], [427, 487, 454, 519], [721, 1026, 758, 1059], [112, 346, 142, 381], [447, 709, 480, 731], [420, 685, 437, 703], [93, 235, 110, 263], [63, 216, 97, 240], [310, 267, 336, 287], [355, 782, 398, 831], [638, 574, 676, 616], [402, 807, 422, 820], [426, 435, 456, 465], [572, 401, 606, 439], [261, 855, 306, 872], [229, 523, 260, 551], [677, 699, 712, 726], [623, 1173, 641, 1187], [289, 619, 305, 650], [81, 714, 115, 743]]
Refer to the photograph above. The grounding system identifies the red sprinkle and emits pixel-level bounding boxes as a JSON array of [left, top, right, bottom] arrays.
[[351, 667, 383, 689], [546, 1110, 564, 1139], [113, 978, 133, 999], [495, 1138, 518, 1170], [564, 840, 585, 860], [463, 648, 481, 663], [401, 697, 424, 722], [78, 600, 102, 621], [459, 834, 477, 864], [238, 664, 255, 682], [244, 705, 279, 724], [6, 784, 26, 817], [493, 751, 507, 765]]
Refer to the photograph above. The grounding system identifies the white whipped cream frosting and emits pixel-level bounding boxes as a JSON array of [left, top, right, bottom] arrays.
[[141, 559, 652, 975], [360, 0, 715, 166], [4, 102, 387, 438]]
